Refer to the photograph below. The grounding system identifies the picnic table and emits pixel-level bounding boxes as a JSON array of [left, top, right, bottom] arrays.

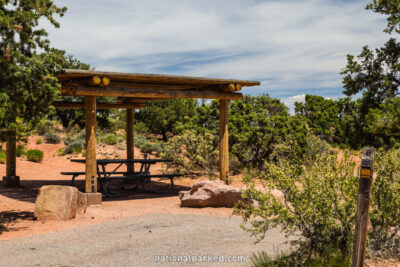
[[62, 156, 183, 197]]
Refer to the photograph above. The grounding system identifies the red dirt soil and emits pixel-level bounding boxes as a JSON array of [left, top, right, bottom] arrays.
[[0, 135, 241, 241]]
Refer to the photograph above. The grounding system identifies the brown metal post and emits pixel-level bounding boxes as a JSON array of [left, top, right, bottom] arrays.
[[85, 96, 97, 193], [126, 108, 134, 173], [352, 147, 376, 267], [2, 131, 20, 187], [219, 99, 229, 180]]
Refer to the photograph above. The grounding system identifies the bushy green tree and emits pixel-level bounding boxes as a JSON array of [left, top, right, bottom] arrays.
[[45, 50, 114, 130], [230, 95, 308, 169], [365, 97, 400, 147], [181, 100, 219, 137], [50, 50, 90, 129], [367, 0, 400, 34], [339, 0, 400, 149], [342, 38, 400, 117], [336, 97, 364, 148], [295, 95, 340, 143], [179, 95, 309, 169], [136, 99, 197, 141], [0, 0, 67, 131]]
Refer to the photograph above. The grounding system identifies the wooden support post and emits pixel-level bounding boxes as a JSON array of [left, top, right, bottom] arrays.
[[2, 131, 20, 187], [352, 147, 376, 267], [85, 96, 97, 193], [219, 99, 229, 181], [126, 108, 134, 173]]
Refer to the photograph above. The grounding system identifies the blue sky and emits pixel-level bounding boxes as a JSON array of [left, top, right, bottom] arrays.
[[46, 0, 389, 110]]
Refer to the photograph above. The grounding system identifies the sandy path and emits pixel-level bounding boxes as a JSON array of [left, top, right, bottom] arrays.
[[0, 213, 292, 267]]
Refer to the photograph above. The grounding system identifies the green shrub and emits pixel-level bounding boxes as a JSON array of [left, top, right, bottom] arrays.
[[229, 157, 243, 175], [57, 148, 66, 156], [71, 145, 82, 154], [235, 146, 400, 261], [235, 150, 359, 262], [63, 135, 74, 146], [64, 133, 85, 146], [0, 151, 6, 164], [101, 133, 118, 145], [134, 135, 148, 149], [26, 149, 44, 162], [152, 142, 166, 155], [16, 144, 26, 157], [162, 130, 218, 173], [45, 132, 61, 144], [134, 121, 150, 134], [251, 248, 351, 267], [64, 140, 84, 154], [36, 119, 54, 135], [62, 133, 86, 155], [369, 147, 400, 255], [139, 142, 166, 155], [141, 143, 154, 154], [36, 138, 42, 144]]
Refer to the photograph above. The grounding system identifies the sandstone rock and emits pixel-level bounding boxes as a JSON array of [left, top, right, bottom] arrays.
[[34, 185, 79, 220], [76, 191, 88, 215], [179, 180, 242, 208]]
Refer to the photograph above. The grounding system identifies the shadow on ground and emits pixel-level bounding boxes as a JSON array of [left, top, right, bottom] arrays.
[[0, 210, 35, 234], [0, 179, 191, 203]]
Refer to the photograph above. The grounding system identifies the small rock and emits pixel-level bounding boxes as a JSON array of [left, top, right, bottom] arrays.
[[179, 180, 242, 208]]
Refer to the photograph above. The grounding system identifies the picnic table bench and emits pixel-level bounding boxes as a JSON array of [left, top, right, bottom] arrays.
[[61, 157, 183, 197]]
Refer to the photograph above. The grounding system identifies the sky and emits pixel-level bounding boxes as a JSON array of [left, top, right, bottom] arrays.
[[46, 0, 390, 111]]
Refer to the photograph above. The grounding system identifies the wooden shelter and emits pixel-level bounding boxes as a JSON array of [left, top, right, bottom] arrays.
[[3, 69, 260, 198]]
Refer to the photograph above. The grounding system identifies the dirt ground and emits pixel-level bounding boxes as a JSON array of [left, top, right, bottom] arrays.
[[0, 135, 244, 241], [0, 135, 398, 266]]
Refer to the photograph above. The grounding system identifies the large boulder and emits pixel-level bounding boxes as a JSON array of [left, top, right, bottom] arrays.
[[34, 185, 86, 220], [179, 180, 242, 208]]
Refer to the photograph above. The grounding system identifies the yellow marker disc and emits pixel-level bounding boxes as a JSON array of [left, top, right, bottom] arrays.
[[101, 77, 111, 86], [91, 76, 101, 85]]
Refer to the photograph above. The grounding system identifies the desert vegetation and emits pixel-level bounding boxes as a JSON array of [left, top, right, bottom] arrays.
[[0, 0, 399, 266]]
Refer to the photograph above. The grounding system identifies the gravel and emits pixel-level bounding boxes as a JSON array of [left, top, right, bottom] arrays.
[[0, 213, 291, 267]]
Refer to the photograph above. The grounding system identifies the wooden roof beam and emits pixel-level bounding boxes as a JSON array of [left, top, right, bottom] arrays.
[[116, 97, 168, 103], [52, 101, 147, 109], [63, 81, 219, 91], [61, 86, 243, 100]]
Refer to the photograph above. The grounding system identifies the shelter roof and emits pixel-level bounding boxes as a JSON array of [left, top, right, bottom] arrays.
[[56, 69, 260, 101]]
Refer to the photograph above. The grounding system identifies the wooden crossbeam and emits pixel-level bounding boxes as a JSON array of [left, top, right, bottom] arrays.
[[66, 81, 236, 91], [116, 97, 168, 103], [61, 86, 243, 100], [52, 101, 146, 109]]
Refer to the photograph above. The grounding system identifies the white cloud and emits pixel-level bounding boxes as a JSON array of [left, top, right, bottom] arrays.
[[280, 94, 306, 114], [46, 0, 389, 98]]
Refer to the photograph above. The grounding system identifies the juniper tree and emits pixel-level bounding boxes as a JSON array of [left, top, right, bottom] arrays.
[[0, 0, 67, 131]]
